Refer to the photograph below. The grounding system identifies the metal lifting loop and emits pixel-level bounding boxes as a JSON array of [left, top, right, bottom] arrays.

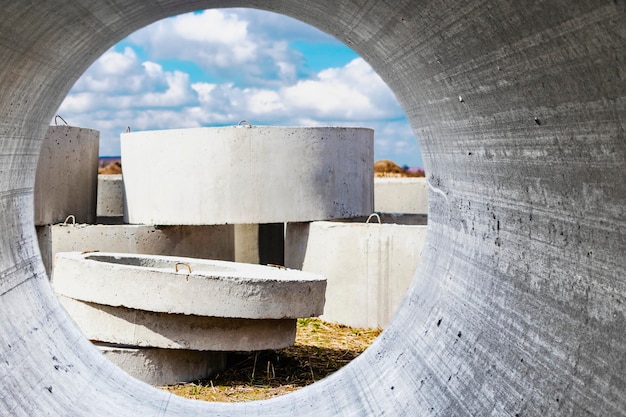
[[174, 262, 192, 274], [54, 115, 68, 126], [62, 214, 76, 226], [237, 120, 252, 128], [366, 212, 382, 224]]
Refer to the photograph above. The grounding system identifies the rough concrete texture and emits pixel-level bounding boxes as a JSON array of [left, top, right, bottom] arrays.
[[52, 252, 327, 319], [374, 177, 429, 215], [36, 223, 235, 276], [0, 1, 624, 416], [34, 126, 99, 225], [234, 224, 260, 264], [58, 295, 298, 351], [96, 174, 124, 218], [286, 221, 428, 329], [96, 343, 228, 386], [121, 126, 374, 224]]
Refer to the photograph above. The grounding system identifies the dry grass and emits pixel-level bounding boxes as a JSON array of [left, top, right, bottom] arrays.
[[159, 318, 381, 402]]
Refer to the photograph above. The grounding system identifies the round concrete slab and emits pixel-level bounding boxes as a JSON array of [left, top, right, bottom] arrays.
[[52, 252, 326, 319], [96, 343, 228, 386], [121, 126, 374, 225], [58, 295, 298, 351]]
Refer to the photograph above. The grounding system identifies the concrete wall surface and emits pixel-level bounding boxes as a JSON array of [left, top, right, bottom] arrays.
[[234, 224, 260, 264], [0, 1, 624, 416], [286, 221, 428, 329], [374, 177, 428, 215], [34, 126, 99, 225], [52, 252, 327, 319], [96, 174, 124, 218], [122, 126, 374, 225], [37, 223, 235, 275]]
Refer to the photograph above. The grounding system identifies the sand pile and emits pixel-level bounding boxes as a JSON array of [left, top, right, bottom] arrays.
[[374, 159, 424, 177], [99, 161, 122, 175]]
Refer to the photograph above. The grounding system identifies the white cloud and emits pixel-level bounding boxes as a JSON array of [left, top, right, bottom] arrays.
[[126, 9, 306, 86], [59, 55, 195, 114], [71, 47, 163, 94], [96, 46, 137, 75], [142, 61, 163, 77], [283, 58, 402, 120], [58, 92, 98, 113], [233, 8, 340, 44], [58, 52, 409, 157], [247, 90, 285, 115], [185, 57, 401, 122], [128, 10, 256, 68], [191, 82, 217, 103], [136, 70, 195, 107], [171, 10, 249, 44], [54, 9, 422, 166]]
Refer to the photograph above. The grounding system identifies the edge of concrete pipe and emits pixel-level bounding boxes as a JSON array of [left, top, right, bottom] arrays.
[[0, 1, 624, 416]]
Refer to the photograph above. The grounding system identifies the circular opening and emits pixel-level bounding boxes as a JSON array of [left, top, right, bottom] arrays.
[[38, 6, 427, 403], [4, 2, 624, 415]]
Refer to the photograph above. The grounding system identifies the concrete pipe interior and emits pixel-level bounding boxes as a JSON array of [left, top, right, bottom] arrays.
[[0, 1, 624, 416]]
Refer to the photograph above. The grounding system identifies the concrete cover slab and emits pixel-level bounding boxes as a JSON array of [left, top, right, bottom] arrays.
[[121, 126, 374, 225], [96, 343, 228, 386], [52, 252, 326, 319], [58, 295, 298, 351]]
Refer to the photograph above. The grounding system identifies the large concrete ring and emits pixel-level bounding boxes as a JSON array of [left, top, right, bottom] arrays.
[[52, 252, 326, 319], [1, 2, 624, 416], [121, 126, 374, 225]]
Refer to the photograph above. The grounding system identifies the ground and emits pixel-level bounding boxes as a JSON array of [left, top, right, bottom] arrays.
[[160, 318, 381, 402]]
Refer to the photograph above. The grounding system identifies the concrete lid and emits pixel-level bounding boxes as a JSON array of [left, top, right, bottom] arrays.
[[52, 252, 326, 319], [58, 295, 298, 351]]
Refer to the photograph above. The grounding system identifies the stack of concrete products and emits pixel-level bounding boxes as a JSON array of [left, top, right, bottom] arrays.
[[46, 123, 374, 384], [35, 125, 239, 277], [52, 252, 326, 385], [34, 123, 245, 384], [285, 176, 429, 329], [120, 125, 374, 225], [119, 123, 429, 331]]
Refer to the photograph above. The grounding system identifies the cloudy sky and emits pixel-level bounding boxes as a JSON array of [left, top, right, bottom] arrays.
[[56, 8, 423, 167]]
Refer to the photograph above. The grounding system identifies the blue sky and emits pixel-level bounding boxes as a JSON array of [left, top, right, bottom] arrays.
[[56, 8, 423, 167]]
